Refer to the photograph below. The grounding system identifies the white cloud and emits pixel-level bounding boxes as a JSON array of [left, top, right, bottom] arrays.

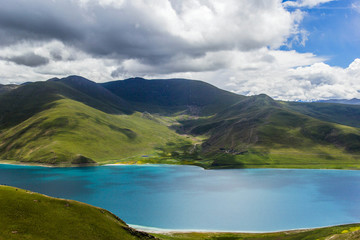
[[0, 0, 358, 101], [223, 57, 360, 101], [0, 41, 117, 84], [283, 0, 335, 8], [352, 1, 360, 13]]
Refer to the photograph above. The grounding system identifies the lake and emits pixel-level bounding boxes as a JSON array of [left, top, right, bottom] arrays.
[[1, 164, 360, 232]]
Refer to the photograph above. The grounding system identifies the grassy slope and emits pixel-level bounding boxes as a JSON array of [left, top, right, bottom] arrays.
[[179, 95, 360, 169], [285, 101, 360, 128], [0, 185, 156, 240], [0, 98, 184, 165], [0, 80, 131, 131], [1, 185, 359, 240]]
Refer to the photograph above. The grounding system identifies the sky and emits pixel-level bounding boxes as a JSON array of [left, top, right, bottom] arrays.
[[0, 0, 359, 101]]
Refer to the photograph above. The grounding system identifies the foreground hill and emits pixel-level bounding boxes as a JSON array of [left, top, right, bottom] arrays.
[[0, 185, 156, 240], [1, 185, 359, 240]]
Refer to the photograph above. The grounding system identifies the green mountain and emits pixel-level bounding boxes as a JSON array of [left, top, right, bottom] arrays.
[[102, 77, 243, 115], [0, 77, 184, 165], [181, 94, 360, 168], [0, 76, 132, 130], [2, 185, 360, 240], [285, 101, 360, 127], [1, 76, 360, 169], [0, 83, 18, 95], [316, 98, 360, 105]]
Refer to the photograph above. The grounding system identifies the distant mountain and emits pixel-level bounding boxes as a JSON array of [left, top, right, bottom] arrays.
[[316, 98, 360, 105], [52, 75, 133, 114], [0, 83, 18, 95], [1, 75, 360, 169], [102, 77, 243, 115], [285, 101, 360, 128]]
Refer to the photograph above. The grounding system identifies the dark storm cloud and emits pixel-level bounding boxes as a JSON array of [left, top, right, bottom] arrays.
[[110, 53, 229, 78], [0, 0, 297, 67], [50, 50, 63, 61], [0, 0, 190, 64], [6, 52, 49, 67], [0, 0, 82, 44]]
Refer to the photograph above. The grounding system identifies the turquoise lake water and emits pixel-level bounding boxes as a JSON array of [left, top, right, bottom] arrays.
[[1, 164, 360, 232]]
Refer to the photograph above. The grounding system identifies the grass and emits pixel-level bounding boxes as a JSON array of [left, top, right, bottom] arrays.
[[0, 185, 156, 240], [0, 98, 186, 165], [207, 148, 360, 170], [153, 224, 360, 240], [285, 101, 360, 128]]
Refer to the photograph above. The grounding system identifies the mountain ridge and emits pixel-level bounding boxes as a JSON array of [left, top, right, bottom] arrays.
[[0, 75, 359, 169]]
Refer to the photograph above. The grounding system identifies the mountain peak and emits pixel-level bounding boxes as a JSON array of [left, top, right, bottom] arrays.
[[123, 77, 146, 81]]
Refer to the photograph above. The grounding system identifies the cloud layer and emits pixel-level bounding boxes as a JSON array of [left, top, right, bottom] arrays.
[[0, 0, 358, 101]]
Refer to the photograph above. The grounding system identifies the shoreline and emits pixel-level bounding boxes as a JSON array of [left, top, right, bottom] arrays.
[[131, 223, 360, 234], [129, 222, 360, 234], [1, 160, 360, 171], [0, 160, 98, 168]]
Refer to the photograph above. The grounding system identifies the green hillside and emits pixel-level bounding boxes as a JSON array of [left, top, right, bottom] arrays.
[[0, 185, 156, 240], [180, 94, 360, 169], [0, 79, 131, 130], [0, 98, 183, 165], [285, 101, 360, 128], [1, 185, 360, 240]]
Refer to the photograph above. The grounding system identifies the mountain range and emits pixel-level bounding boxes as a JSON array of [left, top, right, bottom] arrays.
[[1, 75, 360, 169], [315, 98, 360, 105]]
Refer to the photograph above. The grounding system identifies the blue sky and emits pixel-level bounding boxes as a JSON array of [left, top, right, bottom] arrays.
[[286, 0, 360, 67]]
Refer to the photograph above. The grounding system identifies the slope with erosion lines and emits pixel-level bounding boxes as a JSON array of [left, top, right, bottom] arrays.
[[0, 98, 183, 164], [180, 94, 360, 168], [285, 101, 360, 128]]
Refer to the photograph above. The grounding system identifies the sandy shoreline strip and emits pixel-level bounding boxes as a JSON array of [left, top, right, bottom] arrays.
[[129, 222, 360, 234]]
